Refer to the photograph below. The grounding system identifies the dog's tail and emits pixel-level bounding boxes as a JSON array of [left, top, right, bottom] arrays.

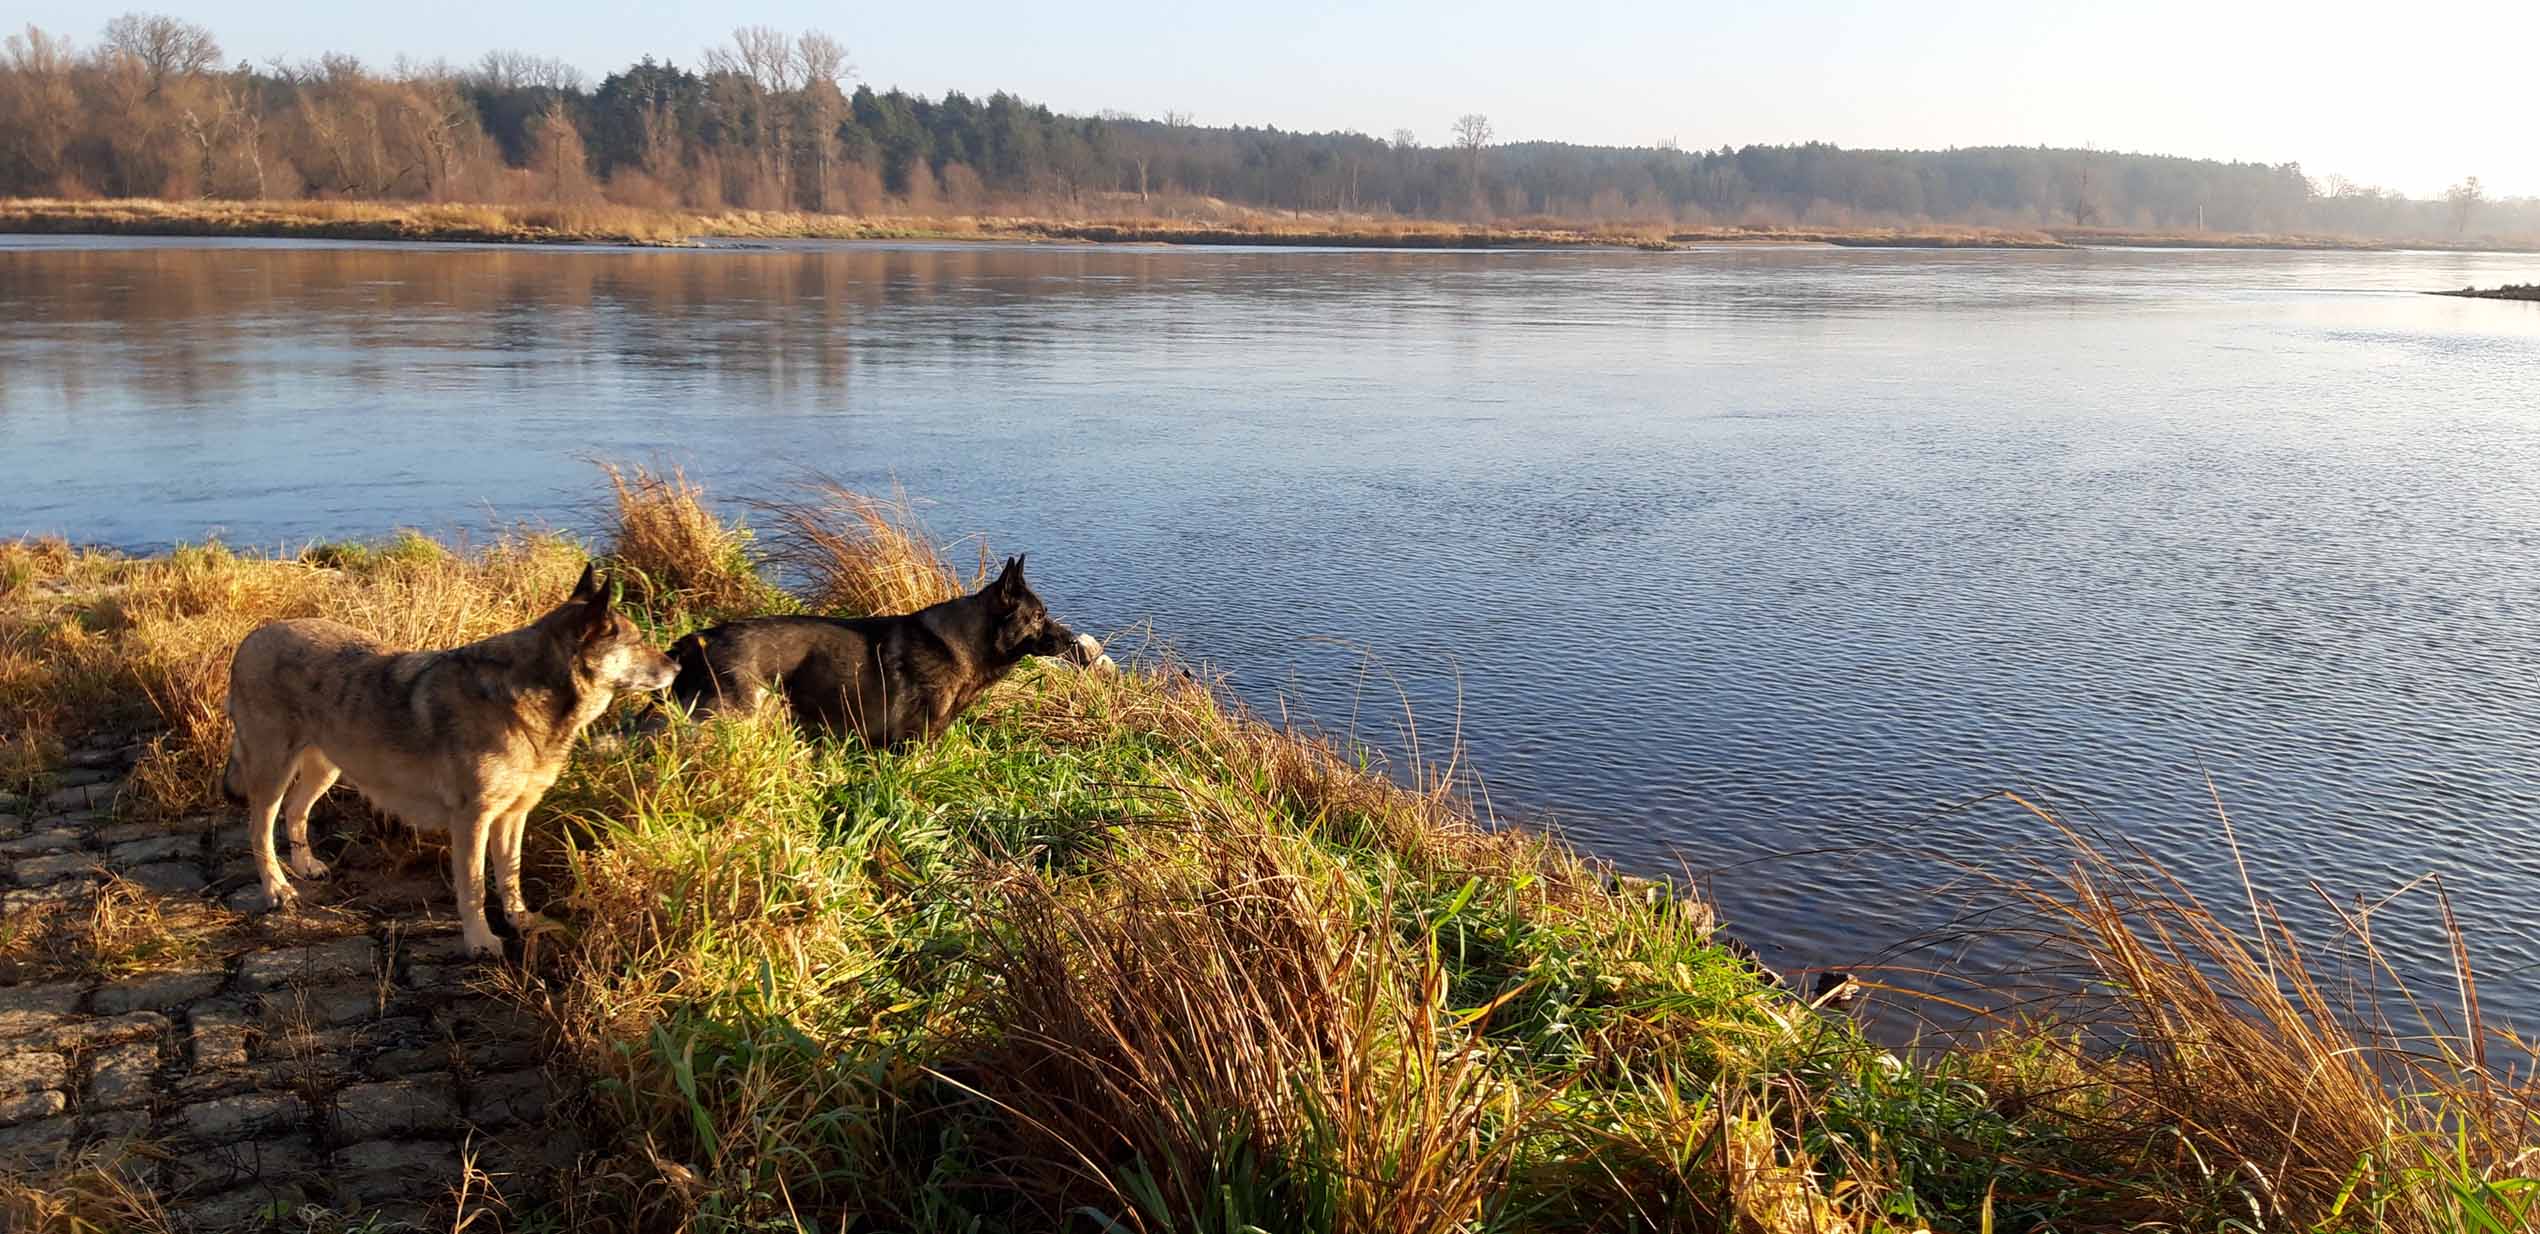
[[219, 698, 246, 805]]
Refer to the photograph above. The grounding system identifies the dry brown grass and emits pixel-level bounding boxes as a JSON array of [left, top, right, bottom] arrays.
[[0, 1152, 173, 1234], [955, 822, 1537, 1229], [28, 193, 2540, 254], [0, 196, 698, 245], [1004, 214, 1680, 250], [17, 194, 2405, 252], [0, 873, 240, 983], [597, 462, 772, 625], [2044, 224, 2389, 251], [1975, 794, 2540, 1231], [750, 479, 971, 616]]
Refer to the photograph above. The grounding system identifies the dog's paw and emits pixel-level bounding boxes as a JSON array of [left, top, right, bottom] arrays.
[[502, 903, 558, 934], [288, 852, 330, 881], [505, 908, 567, 937], [259, 880, 299, 913], [459, 930, 504, 961]]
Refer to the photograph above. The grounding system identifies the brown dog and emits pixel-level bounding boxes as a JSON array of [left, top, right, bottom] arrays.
[[222, 565, 675, 957]]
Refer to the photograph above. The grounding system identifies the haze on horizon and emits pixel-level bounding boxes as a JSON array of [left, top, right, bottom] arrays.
[[15, 0, 2536, 200]]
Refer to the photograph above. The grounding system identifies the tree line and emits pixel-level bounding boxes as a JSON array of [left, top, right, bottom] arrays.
[[3, 14, 2532, 240]]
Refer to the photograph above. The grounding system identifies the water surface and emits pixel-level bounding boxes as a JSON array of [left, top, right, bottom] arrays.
[[7, 235, 2539, 1030]]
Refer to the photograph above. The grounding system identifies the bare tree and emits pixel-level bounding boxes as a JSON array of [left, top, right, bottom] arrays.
[[792, 30, 850, 89], [470, 49, 583, 92], [2, 26, 83, 186], [3, 24, 76, 71], [2072, 144, 2103, 226], [790, 75, 847, 210], [316, 52, 366, 85], [1391, 128, 1419, 151], [1162, 110, 1192, 128], [1451, 114, 1491, 206], [99, 12, 220, 94], [2447, 176, 2485, 235], [531, 99, 593, 202], [702, 27, 800, 204], [223, 81, 268, 197], [1099, 111, 1154, 200], [707, 26, 796, 93]]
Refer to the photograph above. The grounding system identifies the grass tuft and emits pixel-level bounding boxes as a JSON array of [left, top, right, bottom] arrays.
[[751, 479, 970, 616], [597, 462, 777, 626], [0, 1151, 172, 1234]]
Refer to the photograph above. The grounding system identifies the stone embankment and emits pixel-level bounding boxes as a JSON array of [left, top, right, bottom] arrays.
[[1, 739, 563, 1229]]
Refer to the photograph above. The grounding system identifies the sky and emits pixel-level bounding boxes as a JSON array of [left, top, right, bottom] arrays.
[[21, 0, 2539, 198]]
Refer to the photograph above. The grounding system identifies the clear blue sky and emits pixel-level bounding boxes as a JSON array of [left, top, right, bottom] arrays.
[[21, 0, 2537, 198]]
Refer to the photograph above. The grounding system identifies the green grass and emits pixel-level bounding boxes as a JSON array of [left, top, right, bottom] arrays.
[[532, 652, 2115, 1232]]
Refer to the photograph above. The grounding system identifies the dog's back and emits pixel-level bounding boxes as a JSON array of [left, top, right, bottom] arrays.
[[227, 616, 568, 826], [669, 615, 895, 735], [670, 615, 876, 706], [669, 556, 1109, 748], [225, 619, 430, 813]]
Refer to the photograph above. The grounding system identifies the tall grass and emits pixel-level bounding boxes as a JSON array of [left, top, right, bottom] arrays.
[[0, 1156, 172, 1234], [3, 470, 2534, 1231], [1967, 796, 2540, 1232], [598, 462, 777, 625], [750, 479, 971, 615]]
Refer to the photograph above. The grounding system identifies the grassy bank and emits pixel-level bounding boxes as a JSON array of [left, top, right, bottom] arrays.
[[2433, 283, 2540, 301], [0, 198, 1684, 251], [18, 196, 2523, 253], [4, 470, 2536, 1232]]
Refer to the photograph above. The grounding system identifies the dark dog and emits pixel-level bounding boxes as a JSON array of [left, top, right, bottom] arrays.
[[667, 555, 1114, 747], [224, 565, 677, 957]]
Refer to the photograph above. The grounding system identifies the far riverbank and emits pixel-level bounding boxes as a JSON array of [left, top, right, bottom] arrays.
[[2433, 283, 2540, 300], [8, 195, 2532, 253]]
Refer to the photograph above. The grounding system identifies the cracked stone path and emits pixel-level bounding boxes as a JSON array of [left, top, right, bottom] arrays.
[[1, 736, 571, 1230]]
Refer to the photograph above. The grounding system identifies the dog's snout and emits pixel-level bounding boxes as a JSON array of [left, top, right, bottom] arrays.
[[643, 652, 679, 690], [623, 647, 680, 692]]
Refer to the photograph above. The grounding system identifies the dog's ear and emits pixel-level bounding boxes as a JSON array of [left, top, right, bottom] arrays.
[[989, 555, 1028, 608], [575, 576, 617, 642], [569, 563, 602, 604]]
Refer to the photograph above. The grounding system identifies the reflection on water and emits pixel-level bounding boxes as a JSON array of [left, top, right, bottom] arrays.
[[8, 235, 2540, 1032]]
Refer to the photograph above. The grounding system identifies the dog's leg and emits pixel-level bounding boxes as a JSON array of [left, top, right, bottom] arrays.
[[488, 797, 540, 930], [278, 748, 340, 882], [242, 750, 301, 911], [450, 801, 504, 959]]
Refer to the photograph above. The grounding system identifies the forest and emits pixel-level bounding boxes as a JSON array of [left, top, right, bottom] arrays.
[[3, 13, 2533, 242]]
